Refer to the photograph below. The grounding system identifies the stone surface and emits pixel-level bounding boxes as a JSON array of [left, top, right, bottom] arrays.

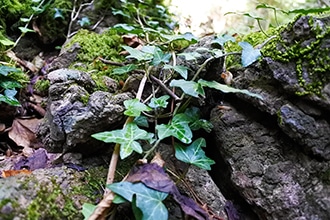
[[38, 68, 133, 154], [205, 15, 330, 220]]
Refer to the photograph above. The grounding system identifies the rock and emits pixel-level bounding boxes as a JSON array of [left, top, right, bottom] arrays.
[[205, 15, 330, 220], [38, 68, 133, 154]]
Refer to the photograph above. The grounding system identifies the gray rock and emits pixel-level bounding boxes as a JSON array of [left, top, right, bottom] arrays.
[[38, 68, 133, 154]]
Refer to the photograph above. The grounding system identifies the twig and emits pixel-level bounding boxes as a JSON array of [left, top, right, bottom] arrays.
[[150, 75, 181, 102]]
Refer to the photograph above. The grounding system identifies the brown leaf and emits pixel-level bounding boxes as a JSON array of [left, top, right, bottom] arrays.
[[14, 148, 48, 171], [8, 118, 42, 148], [122, 35, 144, 47], [2, 169, 32, 178]]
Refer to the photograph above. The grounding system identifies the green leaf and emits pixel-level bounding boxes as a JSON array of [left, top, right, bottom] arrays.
[[18, 27, 35, 34], [124, 98, 152, 117], [287, 7, 330, 15], [0, 65, 20, 76], [198, 79, 263, 99], [184, 107, 213, 132], [175, 138, 215, 170], [163, 64, 188, 80], [149, 95, 170, 109], [53, 8, 64, 19], [134, 115, 149, 128], [20, 18, 30, 23], [92, 122, 153, 159], [161, 32, 198, 44], [81, 203, 96, 220], [78, 17, 91, 27], [111, 7, 131, 18], [0, 36, 15, 46], [113, 24, 144, 35], [238, 42, 261, 67], [152, 50, 171, 66], [112, 64, 137, 75], [0, 94, 20, 106], [0, 81, 22, 89], [170, 79, 204, 98], [108, 182, 168, 220], [212, 34, 236, 47], [122, 46, 153, 61], [156, 113, 192, 144], [177, 52, 201, 61]]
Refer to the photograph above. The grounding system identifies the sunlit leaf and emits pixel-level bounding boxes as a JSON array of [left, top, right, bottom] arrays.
[[156, 113, 192, 144], [82, 203, 96, 220], [0, 94, 20, 106], [160, 32, 198, 43], [287, 7, 330, 15], [18, 27, 35, 34], [175, 138, 215, 170], [238, 42, 261, 67], [124, 98, 152, 117], [112, 64, 137, 75], [198, 79, 263, 99], [0, 36, 15, 46], [78, 17, 91, 27], [108, 182, 168, 220], [149, 95, 170, 109], [163, 64, 188, 79], [122, 46, 153, 61], [170, 79, 204, 98], [92, 122, 153, 159], [20, 18, 30, 22]]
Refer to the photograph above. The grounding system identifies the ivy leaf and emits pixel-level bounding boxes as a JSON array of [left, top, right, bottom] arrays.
[[160, 32, 198, 44], [81, 203, 96, 220], [122, 46, 153, 61], [78, 17, 91, 27], [0, 94, 20, 106], [170, 79, 204, 98], [53, 8, 64, 19], [92, 122, 153, 159], [198, 79, 262, 99], [134, 115, 149, 128], [0, 36, 15, 46], [18, 27, 34, 34], [124, 98, 152, 117], [0, 81, 22, 89], [177, 52, 201, 61], [0, 65, 20, 76], [111, 7, 131, 18], [212, 34, 236, 47], [238, 42, 261, 67], [149, 95, 170, 109], [163, 64, 188, 80], [156, 113, 192, 144], [113, 24, 144, 35], [175, 138, 215, 170], [112, 64, 137, 75], [152, 50, 171, 66], [108, 182, 168, 220], [184, 107, 213, 132]]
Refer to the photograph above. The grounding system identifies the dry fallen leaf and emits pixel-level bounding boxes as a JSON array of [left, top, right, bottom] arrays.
[[2, 169, 32, 178], [8, 118, 42, 149]]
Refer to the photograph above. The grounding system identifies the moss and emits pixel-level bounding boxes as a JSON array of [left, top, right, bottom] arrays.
[[66, 28, 126, 91], [0, 199, 20, 220], [34, 79, 50, 94], [80, 94, 90, 105], [224, 27, 280, 69], [262, 15, 330, 96]]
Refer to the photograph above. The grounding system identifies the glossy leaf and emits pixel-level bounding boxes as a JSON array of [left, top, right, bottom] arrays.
[[238, 42, 261, 67], [122, 46, 153, 61], [53, 8, 64, 19], [81, 203, 96, 220], [163, 64, 188, 79], [78, 17, 91, 27], [149, 95, 170, 109], [156, 113, 192, 144], [124, 98, 152, 117], [108, 182, 168, 220], [170, 79, 204, 98], [175, 138, 215, 170], [92, 122, 153, 159], [112, 64, 137, 75], [0, 81, 22, 89], [134, 115, 149, 128], [198, 79, 263, 99], [0, 94, 20, 106], [18, 27, 35, 34]]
